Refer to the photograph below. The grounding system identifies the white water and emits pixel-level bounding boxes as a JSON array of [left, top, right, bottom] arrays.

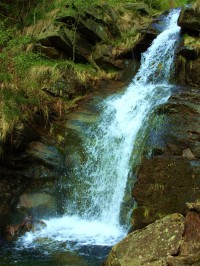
[[18, 10, 180, 251]]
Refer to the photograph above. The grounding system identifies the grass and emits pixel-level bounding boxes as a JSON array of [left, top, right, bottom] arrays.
[[193, 0, 200, 11], [0, 0, 197, 146]]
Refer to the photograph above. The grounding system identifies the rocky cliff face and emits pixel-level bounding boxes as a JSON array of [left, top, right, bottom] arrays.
[[132, 85, 200, 230], [176, 6, 200, 86], [105, 4, 200, 266], [131, 4, 200, 231]]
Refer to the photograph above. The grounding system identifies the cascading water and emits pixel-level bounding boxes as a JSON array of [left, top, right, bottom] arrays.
[[15, 9, 180, 265]]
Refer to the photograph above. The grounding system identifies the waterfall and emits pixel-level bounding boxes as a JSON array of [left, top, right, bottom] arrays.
[[18, 9, 180, 252]]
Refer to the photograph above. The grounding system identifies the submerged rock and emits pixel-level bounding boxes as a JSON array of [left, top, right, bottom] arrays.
[[4, 215, 46, 241]]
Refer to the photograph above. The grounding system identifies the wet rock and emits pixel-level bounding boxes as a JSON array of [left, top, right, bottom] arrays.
[[0, 236, 4, 246], [4, 215, 46, 241], [167, 252, 200, 266], [132, 157, 200, 230], [132, 29, 158, 60], [167, 210, 200, 265], [104, 213, 184, 266], [178, 7, 200, 34], [26, 141, 63, 168], [132, 86, 200, 230], [176, 7, 200, 87], [4, 215, 33, 241], [54, 251, 87, 266], [181, 211, 200, 255], [186, 200, 200, 213], [148, 87, 200, 158], [132, 12, 167, 60], [17, 192, 56, 209], [182, 148, 195, 159]]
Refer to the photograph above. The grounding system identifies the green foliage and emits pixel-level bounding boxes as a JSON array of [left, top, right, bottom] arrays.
[[0, 0, 197, 144], [0, 21, 53, 141]]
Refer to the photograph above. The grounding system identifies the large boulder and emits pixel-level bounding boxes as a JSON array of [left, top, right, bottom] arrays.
[[150, 87, 200, 158], [167, 210, 200, 265], [24, 4, 125, 65], [175, 35, 200, 86], [132, 157, 200, 229], [178, 7, 200, 34], [23, 3, 158, 71], [104, 210, 200, 266], [176, 6, 200, 86], [132, 86, 200, 230], [104, 213, 185, 266]]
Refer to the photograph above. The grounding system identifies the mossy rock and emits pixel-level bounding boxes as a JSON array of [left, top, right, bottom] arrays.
[[104, 213, 184, 266], [178, 7, 200, 34]]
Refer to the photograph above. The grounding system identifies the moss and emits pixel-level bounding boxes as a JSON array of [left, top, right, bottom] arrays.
[[183, 34, 200, 49]]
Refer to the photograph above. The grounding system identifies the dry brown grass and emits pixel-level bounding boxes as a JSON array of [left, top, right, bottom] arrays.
[[193, 0, 200, 12]]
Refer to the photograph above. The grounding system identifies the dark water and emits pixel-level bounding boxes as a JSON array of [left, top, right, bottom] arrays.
[[1, 241, 111, 266]]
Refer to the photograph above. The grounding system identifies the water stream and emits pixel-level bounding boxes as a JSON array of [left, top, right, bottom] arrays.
[[1, 9, 181, 266]]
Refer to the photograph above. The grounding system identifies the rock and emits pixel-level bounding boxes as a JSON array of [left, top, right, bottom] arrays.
[[26, 43, 64, 59], [186, 200, 200, 213], [124, 2, 151, 15], [182, 148, 195, 159], [175, 35, 200, 86], [167, 252, 200, 266], [178, 7, 200, 34], [166, 210, 200, 265], [132, 12, 168, 60], [4, 215, 46, 241], [0, 236, 4, 246], [148, 87, 200, 158], [103, 213, 185, 266], [24, 5, 122, 65], [26, 141, 63, 168], [105, 209, 200, 266], [180, 211, 200, 255], [23, 3, 158, 71], [132, 29, 158, 60], [17, 192, 56, 209], [132, 157, 200, 230], [176, 7, 200, 87], [132, 85, 200, 230], [53, 251, 87, 266]]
